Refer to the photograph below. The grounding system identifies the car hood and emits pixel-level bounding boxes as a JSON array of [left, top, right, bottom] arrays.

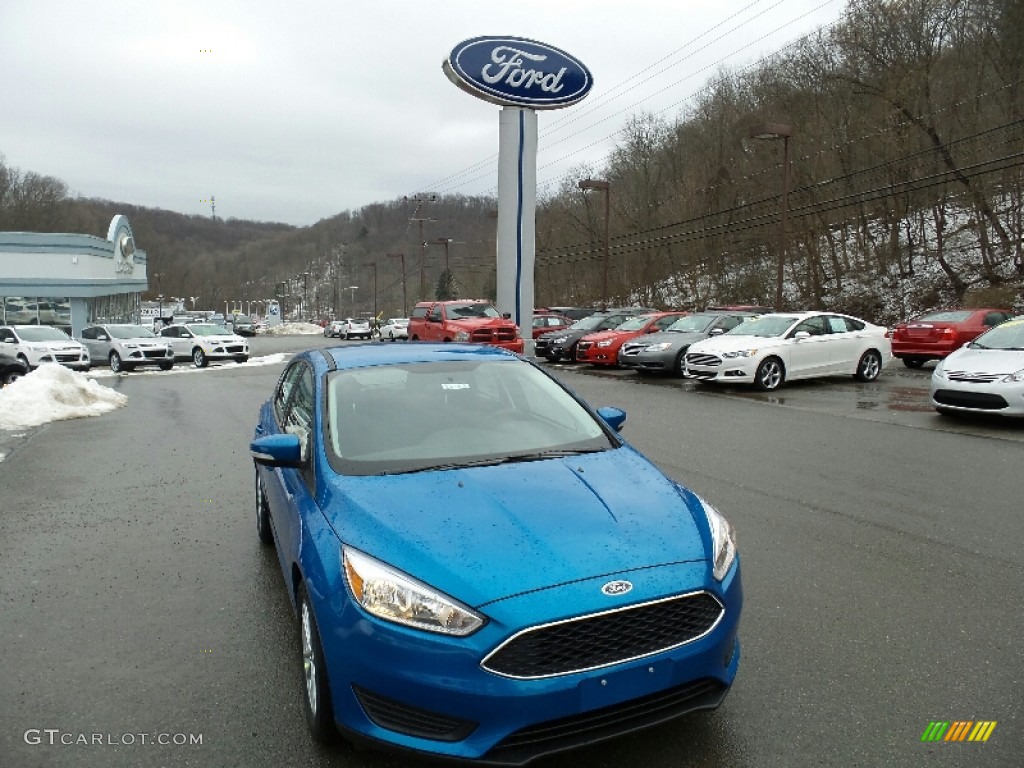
[[582, 330, 637, 343], [322, 447, 710, 607], [447, 317, 515, 328], [631, 330, 708, 347], [689, 333, 781, 354], [196, 335, 243, 344], [942, 347, 1024, 372]]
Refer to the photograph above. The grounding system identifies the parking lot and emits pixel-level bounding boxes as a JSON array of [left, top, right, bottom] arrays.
[[1, 335, 1020, 767]]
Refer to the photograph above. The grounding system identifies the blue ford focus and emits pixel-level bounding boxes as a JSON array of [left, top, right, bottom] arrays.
[[251, 343, 741, 763]]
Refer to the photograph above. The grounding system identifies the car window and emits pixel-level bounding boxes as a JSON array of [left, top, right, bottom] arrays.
[[715, 316, 744, 332], [411, 306, 428, 319], [826, 316, 851, 333], [81, 327, 97, 340], [0, 328, 14, 342], [792, 316, 827, 336], [983, 312, 1007, 327], [429, 305, 442, 322], [916, 310, 973, 322], [652, 314, 680, 331], [274, 363, 307, 422]]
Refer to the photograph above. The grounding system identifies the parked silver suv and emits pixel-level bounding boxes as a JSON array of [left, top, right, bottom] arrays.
[[78, 324, 174, 372], [0, 325, 91, 371]]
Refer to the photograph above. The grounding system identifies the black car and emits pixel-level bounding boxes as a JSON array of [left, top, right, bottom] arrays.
[[230, 316, 257, 336], [534, 307, 657, 362], [0, 351, 29, 387]]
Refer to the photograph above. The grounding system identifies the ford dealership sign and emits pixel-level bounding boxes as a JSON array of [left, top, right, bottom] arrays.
[[443, 36, 593, 109]]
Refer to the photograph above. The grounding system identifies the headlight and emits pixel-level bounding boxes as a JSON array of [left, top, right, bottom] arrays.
[[550, 336, 568, 344], [645, 342, 672, 352], [932, 360, 947, 379], [1001, 368, 1024, 383], [454, 331, 470, 342], [696, 495, 737, 581], [27, 344, 45, 352], [722, 349, 758, 359], [342, 546, 484, 636], [597, 339, 614, 348], [122, 343, 139, 349]]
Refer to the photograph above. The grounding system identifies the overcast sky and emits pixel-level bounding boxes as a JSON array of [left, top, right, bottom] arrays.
[[1, 0, 846, 227]]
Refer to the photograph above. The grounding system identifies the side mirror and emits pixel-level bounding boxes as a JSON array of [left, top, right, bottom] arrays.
[[709, 328, 725, 335], [98, 335, 109, 341], [250, 434, 304, 468], [2, 338, 15, 344], [596, 406, 627, 432], [502, 312, 512, 319], [793, 331, 811, 340]]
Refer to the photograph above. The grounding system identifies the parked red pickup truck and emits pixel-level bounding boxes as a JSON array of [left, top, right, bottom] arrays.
[[407, 300, 525, 354]]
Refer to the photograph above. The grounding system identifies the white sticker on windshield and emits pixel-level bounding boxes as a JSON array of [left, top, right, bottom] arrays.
[[441, 383, 470, 390]]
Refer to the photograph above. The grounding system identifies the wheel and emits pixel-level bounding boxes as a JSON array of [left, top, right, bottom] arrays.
[[855, 350, 882, 381], [1, 369, 24, 386], [753, 357, 785, 391], [17, 354, 30, 369], [192, 348, 208, 368], [236, 356, 249, 363], [255, 469, 274, 545], [298, 582, 336, 743], [123, 363, 136, 372], [673, 349, 688, 378], [109, 351, 123, 373], [902, 356, 926, 369], [388, 330, 396, 342], [158, 361, 173, 371]]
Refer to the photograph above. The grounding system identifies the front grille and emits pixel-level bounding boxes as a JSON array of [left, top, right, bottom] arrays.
[[485, 678, 727, 765], [482, 592, 724, 679], [55, 353, 81, 362], [143, 349, 167, 359], [352, 685, 477, 742], [946, 371, 1003, 383], [620, 344, 644, 357], [933, 389, 1008, 410], [224, 344, 246, 353], [577, 341, 593, 352], [685, 353, 721, 367]]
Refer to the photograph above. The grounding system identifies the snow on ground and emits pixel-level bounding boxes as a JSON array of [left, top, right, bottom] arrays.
[[86, 353, 289, 379], [262, 322, 324, 335], [0, 364, 127, 431]]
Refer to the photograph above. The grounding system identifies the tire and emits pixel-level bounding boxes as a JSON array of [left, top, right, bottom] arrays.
[[388, 331, 396, 342], [855, 349, 882, 381], [902, 356, 926, 369], [236, 356, 249, 364], [673, 349, 688, 378], [109, 351, 123, 373], [2, 369, 24, 386], [753, 357, 785, 391], [192, 348, 208, 368], [298, 582, 336, 743], [255, 469, 274, 545], [158, 361, 173, 371], [17, 354, 30, 369], [123, 363, 136, 372]]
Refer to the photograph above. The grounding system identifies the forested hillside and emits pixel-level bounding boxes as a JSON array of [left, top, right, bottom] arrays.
[[3, 0, 1021, 323]]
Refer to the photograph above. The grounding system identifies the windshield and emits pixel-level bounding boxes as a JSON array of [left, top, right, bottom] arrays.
[[187, 324, 229, 337], [666, 314, 716, 333], [15, 326, 71, 341], [569, 315, 609, 331], [108, 325, 156, 339], [326, 359, 613, 475], [725, 314, 798, 337], [614, 315, 654, 332], [447, 303, 500, 319], [970, 317, 1024, 350]]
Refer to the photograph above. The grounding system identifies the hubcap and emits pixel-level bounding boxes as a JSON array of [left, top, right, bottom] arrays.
[[862, 355, 880, 379], [761, 361, 781, 389], [301, 602, 317, 714]]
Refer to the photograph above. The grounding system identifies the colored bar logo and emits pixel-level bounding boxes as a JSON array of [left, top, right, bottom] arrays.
[[921, 721, 997, 742]]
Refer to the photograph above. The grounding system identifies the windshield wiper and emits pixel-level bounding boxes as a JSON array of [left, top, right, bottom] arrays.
[[379, 448, 606, 475]]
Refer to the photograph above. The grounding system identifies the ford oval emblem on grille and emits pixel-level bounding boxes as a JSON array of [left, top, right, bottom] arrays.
[[601, 580, 633, 596]]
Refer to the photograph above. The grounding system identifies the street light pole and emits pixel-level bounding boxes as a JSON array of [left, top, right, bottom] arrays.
[[749, 122, 792, 310], [387, 253, 407, 316], [578, 179, 611, 310], [346, 286, 358, 317]]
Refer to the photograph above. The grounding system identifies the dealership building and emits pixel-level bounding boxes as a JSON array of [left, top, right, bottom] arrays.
[[0, 215, 148, 336]]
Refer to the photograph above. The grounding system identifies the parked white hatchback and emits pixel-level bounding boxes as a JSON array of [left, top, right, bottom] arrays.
[[0, 324, 91, 371], [379, 317, 409, 341], [158, 323, 249, 367], [684, 311, 891, 391], [931, 315, 1024, 417]]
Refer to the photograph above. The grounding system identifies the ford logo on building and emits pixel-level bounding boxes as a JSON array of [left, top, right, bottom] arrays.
[[601, 580, 633, 597], [443, 36, 593, 110]]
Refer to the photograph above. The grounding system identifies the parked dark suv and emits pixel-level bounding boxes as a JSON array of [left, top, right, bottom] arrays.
[[534, 307, 656, 362]]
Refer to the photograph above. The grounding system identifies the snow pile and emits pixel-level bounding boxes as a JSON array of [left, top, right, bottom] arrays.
[[262, 322, 325, 336], [0, 364, 128, 430]]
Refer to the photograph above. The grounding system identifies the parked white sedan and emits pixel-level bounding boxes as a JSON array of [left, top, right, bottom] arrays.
[[684, 311, 891, 391], [931, 315, 1024, 417], [378, 317, 409, 341]]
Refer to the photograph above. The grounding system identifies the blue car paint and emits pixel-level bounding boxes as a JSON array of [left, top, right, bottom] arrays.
[[253, 344, 741, 761]]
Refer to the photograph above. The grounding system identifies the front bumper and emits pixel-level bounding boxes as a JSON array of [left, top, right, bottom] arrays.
[[29, 352, 91, 370], [931, 376, 1024, 416], [120, 346, 174, 366], [575, 342, 619, 365], [316, 560, 741, 762]]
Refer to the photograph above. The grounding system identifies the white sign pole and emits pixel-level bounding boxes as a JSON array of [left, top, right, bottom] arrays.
[[496, 106, 537, 347]]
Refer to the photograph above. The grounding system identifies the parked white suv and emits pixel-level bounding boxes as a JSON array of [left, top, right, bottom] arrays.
[[341, 317, 373, 339], [158, 323, 249, 367], [0, 325, 91, 371], [78, 324, 175, 372]]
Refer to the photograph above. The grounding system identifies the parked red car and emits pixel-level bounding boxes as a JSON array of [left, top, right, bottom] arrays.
[[531, 312, 572, 339], [890, 308, 1014, 367], [576, 312, 688, 366]]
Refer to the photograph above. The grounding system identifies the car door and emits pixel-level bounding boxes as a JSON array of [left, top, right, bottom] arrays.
[[79, 326, 109, 361], [263, 361, 318, 581], [784, 316, 833, 378], [823, 315, 866, 372]]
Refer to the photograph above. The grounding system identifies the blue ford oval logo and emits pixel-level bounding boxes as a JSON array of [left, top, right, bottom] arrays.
[[443, 36, 593, 110], [601, 580, 633, 597]]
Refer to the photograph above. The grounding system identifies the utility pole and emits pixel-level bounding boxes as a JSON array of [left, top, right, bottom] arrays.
[[405, 195, 436, 300], [387, 253, 407, 316], [200, 195, 216, 219]]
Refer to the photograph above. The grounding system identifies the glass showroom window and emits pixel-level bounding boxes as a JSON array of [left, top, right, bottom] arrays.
[[88, 293, 141, 324]]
